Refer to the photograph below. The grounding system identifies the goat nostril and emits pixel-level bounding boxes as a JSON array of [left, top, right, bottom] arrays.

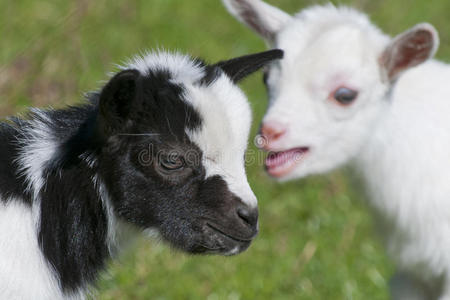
[[261, 123, 286, 144], [272, 131, 284, 140], [237, 207, 258, 227]]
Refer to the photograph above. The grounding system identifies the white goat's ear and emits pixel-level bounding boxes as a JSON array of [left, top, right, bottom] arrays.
[[222, 0, 292, 44], [380, 23, 439, 82]]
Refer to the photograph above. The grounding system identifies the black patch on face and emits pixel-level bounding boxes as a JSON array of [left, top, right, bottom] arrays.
[[98, 68, 202, 138], [193, 175, 258, 243]]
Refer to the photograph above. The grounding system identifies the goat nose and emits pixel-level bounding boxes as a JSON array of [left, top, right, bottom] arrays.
[[236, 206, 259, 229], [260, 121, 286, 147]]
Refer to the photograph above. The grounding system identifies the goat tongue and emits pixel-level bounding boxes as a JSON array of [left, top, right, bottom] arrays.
[[265, 147, 308, 177]]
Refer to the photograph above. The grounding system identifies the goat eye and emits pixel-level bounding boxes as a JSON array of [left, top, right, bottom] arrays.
[[160, 155, 184, 171], [333, 87, 358, 105]]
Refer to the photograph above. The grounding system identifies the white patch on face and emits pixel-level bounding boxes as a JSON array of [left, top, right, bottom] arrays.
[[263, 6, 391, 179], [0, 200, 83, 300], [122, 50, 205, 85], [185, 74, 257, 208]]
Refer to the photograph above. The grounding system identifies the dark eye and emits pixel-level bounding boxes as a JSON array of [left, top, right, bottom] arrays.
[[333, 87, 358, 105], [160, 155, 184, 171]]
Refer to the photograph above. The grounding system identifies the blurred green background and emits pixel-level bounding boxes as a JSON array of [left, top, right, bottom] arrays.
[[2, 0, 450, 299]]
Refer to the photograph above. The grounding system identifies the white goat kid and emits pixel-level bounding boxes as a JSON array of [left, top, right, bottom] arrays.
[[223, 0, 450, 299]]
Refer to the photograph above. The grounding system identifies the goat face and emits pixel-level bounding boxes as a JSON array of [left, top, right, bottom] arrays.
[[223, 1, 438, 180], [96, 51, 282, 255]]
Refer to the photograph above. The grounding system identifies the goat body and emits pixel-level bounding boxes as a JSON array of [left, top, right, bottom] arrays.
[[356, 60, 450, 298], [224, 0, 450, 298]]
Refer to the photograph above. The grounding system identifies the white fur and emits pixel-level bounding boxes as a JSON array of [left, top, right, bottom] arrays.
[[92, 174, 121, 255], [185, 74, 257, 208], [122, 51, 204, 85], [0, 200, 81, 300], [224, 1, 450, 298], [356, 60, 450, 293], [16, 109, 58, 197]]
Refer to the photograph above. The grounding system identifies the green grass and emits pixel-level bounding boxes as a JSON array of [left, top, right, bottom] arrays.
[[2, 0, 450, 299]]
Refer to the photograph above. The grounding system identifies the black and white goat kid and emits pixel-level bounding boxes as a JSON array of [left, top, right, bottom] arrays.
[[0, 49, 283, 299]]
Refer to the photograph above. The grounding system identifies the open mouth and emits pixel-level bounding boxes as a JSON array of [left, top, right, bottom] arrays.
[[265, 147, 309, 178]]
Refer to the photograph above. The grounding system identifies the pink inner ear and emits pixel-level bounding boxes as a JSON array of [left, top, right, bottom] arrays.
[[235, 0, 274, 41], [395, 30, 433, 70], [381, 29, 435, 81]]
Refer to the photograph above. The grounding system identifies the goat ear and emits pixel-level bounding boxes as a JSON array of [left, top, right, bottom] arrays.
[[214, 49, 283, 83], [380, 23, 439, 82], [222, 0, 292, 44], [99, 69, 140, 130]]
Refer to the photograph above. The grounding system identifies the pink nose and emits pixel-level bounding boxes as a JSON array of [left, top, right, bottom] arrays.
[[259, 121, 287, 148]]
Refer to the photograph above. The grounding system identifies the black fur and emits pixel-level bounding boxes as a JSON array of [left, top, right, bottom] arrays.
[[36, 68, 207, 293], [0, 50, 281, 295], [39, 164, 108, 294], [0, 123, 32, 204], [47, 106, 101, 170], [200, 65, 223, 86], [199, 49, 284, 86], [214, 49, 283, 83]]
